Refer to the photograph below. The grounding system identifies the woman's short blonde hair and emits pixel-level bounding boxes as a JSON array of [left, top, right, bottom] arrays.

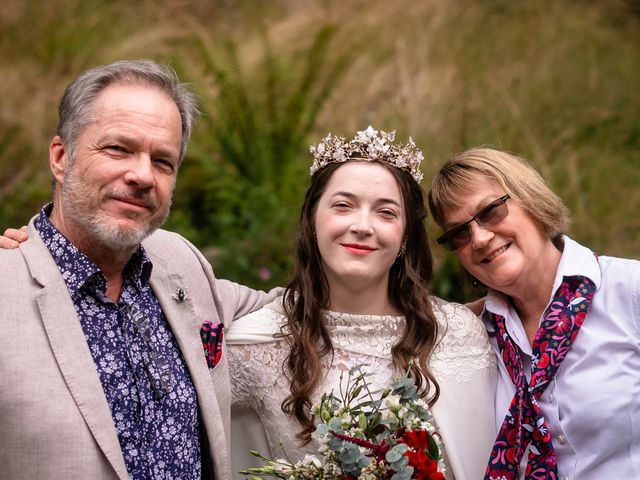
[[428, 147, 569, 242]]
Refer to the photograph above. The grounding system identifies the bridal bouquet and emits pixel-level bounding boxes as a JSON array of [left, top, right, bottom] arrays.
[[239, 365, 445, 480]]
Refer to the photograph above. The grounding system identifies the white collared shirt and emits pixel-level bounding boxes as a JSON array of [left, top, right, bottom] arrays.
[[483, 236, 640, 480]]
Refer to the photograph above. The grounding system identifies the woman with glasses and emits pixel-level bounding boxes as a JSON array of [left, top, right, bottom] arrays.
[[428, 147, 640, 480]]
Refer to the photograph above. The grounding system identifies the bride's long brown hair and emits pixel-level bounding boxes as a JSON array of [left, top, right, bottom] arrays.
[[281, 161, 441, 443]]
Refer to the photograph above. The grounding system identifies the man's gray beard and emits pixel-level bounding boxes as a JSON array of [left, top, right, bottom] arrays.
[[61, 168, 171, 250]]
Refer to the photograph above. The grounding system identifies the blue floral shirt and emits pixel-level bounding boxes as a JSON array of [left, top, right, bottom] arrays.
[[35, 205, 201, 479]]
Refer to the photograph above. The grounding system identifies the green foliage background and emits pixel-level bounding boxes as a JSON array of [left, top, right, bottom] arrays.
[[1, 0, 639, 301]]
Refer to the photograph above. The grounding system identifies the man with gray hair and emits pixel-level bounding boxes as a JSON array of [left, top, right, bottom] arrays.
[[0, 60, 277, 479]]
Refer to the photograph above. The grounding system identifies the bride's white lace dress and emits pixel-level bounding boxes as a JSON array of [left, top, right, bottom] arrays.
[[227, 296, 496, 480]]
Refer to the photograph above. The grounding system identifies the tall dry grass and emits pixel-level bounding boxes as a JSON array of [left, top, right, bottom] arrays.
[[1, 0, 638, 297]]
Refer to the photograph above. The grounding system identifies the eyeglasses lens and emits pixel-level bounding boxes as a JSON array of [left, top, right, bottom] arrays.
[[476, 201, 508, 226], [447, 227, 471, 251], [441, 196, 509, 251]]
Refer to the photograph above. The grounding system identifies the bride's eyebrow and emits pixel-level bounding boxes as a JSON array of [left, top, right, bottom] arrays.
[[375, 197, 402, 207], [330, 191, 401, 207]]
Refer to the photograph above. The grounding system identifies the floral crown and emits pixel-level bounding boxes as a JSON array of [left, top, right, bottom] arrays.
[[309, 125, 424, 183]]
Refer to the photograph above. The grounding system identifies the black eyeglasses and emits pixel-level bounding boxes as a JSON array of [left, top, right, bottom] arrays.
[[437, 194, 510, 251]]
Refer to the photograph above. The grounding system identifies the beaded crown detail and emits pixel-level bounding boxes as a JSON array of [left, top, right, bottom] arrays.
[[309, 125, 424, 183]]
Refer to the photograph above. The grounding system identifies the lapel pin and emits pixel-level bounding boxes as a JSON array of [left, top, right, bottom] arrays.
[[173, 288, 186, 303]]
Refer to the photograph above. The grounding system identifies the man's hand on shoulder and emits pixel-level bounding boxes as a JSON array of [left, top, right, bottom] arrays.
[[0, 226, 28, 249]]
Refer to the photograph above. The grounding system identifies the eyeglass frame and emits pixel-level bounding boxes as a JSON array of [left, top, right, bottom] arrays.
[[436, 194, 511, 251]]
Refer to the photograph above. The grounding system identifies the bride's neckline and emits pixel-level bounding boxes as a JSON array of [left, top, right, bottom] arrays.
[[323, 309, 405, 324]]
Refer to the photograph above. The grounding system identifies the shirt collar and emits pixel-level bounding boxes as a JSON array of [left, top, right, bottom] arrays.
[[126, 248, 154, 289], [483, 291, 510, 333], [482, 235, 601, 328], [552, 235, 601, 290], [34, 203, 154, 298]]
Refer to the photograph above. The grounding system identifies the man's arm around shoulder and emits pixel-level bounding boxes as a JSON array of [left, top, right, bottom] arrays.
[[142, 229, 283, 325]]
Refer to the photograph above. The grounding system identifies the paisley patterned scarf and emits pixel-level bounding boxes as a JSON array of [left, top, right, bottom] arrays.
[[485, 275, 596, 480]]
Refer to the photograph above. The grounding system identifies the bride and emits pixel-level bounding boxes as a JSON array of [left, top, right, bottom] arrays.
[[226, 127, 497, 479]]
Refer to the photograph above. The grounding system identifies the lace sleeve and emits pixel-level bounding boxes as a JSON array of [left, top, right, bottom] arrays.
[[226, 301, 290, 408], [228, 338, 292, 410], [429, 297, 495, 383], [229, 343, 264, 408], [227, 339, 294, 478]]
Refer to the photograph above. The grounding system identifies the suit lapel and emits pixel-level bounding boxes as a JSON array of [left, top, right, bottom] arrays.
[[23, 224, 129, 480], [148, 259, 229, 477]]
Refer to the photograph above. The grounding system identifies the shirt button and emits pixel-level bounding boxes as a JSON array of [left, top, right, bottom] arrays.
[[557, 434, 566, 444], [549, 393, 554, 402]]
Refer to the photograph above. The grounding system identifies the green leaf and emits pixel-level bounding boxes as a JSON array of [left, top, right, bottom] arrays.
[[428, 434, 441, 460], [385, 443, 408, 463], [358, 412, 367, 431]]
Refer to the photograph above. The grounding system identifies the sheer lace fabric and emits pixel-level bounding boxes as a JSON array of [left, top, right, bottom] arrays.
[[228, 297, 495, 479]]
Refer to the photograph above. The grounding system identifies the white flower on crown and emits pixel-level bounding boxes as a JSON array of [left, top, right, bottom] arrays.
[[309, 125, 425, 183]]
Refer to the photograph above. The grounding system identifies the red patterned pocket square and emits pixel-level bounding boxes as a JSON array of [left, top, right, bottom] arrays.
[[200, 321, 224, 369]]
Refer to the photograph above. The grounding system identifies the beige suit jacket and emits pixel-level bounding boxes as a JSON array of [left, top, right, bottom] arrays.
[[0, 219, 279, 479]]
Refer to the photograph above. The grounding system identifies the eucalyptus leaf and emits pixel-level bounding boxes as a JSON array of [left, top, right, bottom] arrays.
[[391, 467, 414, 480], [385, 443, 408, 463], [340, 444, 362, 463], [390, 455, 409, 470]]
